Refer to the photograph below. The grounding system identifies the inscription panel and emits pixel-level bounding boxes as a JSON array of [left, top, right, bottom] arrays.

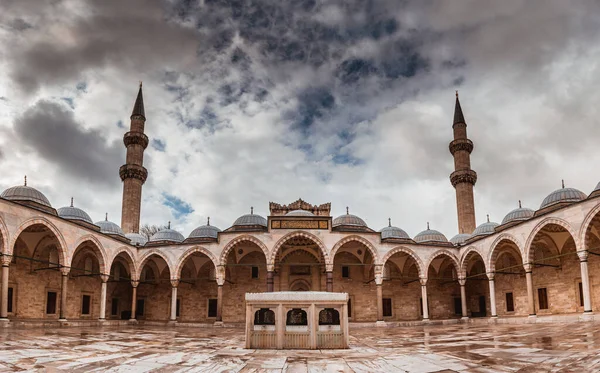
[[271, 220, 329, 229]]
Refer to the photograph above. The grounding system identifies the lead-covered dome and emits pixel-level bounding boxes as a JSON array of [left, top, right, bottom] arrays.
[[95, 215, 125, 237], [414, 224, 448, 243], [379, 219, 410, 240], [1, 178, 51, 207], [540, 186, 586, 209], [450, 233, 471, 245], [286, 209, 314, 216], [332, 207, 367, 228], [472, 219, 499, 237], [502, 202, 534, 225], [149, 227, 185, 243], [57, 199, 93, 224], [233, 209, 268, 227], [126, 233, 148, 246], [189, 218, 221, 239]]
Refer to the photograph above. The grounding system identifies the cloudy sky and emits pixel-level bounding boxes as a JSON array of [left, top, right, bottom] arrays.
[[0, 0, 599, 239]]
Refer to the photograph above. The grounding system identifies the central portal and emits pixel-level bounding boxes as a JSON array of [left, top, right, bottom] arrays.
[[274, 235, 325, 292]]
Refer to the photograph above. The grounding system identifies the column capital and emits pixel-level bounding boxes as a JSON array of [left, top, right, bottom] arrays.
[[131, 280, 139, 288], [216, 278, 225, 286], [523, 263, 533, 273], [60, 267, 70, 276], [419, 277, 428, 286], [486, 272, 495, 281], [577, 250, 589, 262], [325, 264, 333, 272], [0, 255, 11, 266], [374, 273, 383, 285], [100, 274, 110, 283], [267, 264, 275, 272], [458, 277, 466, 286], [170, 279, 179, 288]]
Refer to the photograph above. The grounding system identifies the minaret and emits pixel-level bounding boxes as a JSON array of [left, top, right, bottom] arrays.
[[449, 91, 477, 234], [120, 83, 149, 233]]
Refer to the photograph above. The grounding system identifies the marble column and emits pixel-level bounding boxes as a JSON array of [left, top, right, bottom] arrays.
[[59, 269, 69, 321], [326, 271, 333, 292], [216, 282, 223, 322], [375, 274, 383, 322], [578, 251, 593, 313], [266, 271, 274, 292], [99, 275, 109, 320], [170, 280, 179, 322], [524, 264, 536, 316], [488, 272, 498, 317], [0, 257, 10, 321], [129, 280, 138, 321], [420, 278, 429, 320], [458, 278, 468, 318]]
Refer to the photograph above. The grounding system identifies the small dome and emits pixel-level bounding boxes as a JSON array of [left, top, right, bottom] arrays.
[[57, 199, 92, 224], [95, 217, 125, 237], [590, 182, 600, 195], [286, 209, 314, 216], [233, 209, 268, 227], [1, 180, 51, 207], [540, 187, 587, 209], [149, 228, 185, 243], [189, 219, 221, 240], [126, 233, 148, 246], [414, 225, 448, 243], [472, 220, 499, 237], [379, 219, 410, 239], [502, 206, 534, 225], [450, 233, 471, 245], [333, 208, 367, 228]]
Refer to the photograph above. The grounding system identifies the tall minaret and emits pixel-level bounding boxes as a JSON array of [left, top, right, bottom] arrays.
[[120, 83, 149, 233], [449, 91, 477, 234]]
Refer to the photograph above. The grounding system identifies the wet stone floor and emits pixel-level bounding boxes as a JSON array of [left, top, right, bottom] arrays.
[[1, 323, 600, 372]]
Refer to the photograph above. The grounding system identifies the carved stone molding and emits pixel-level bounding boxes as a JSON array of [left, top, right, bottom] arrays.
[[450, 169, 477, 187], [123, 131, 149, 149], [449, 138, 474, 156], [269, 199, 331, 216], [119, 164, 148, 183]]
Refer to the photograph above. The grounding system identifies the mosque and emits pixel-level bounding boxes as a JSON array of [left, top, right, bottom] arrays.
[[0, 85, 599, 326]]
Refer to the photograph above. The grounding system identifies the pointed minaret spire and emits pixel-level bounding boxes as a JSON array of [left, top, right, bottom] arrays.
[[131, 82, 145, 119], [453, 90, 466, 125], [70, 197, 74, 207]]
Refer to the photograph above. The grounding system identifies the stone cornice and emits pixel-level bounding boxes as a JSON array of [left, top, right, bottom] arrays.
[[119, 164, 148, 183], [449, 138, 473, 156], [123, 131, 149, 149], [450, 169, 477, 187]]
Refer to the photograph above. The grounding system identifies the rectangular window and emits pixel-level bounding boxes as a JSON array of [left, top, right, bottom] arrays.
[[7, 287, 13, 313], [347, 299, 352, 318], [579, 282, 584, 307], [538, 288, 548, 310], [111, 298, 119, 316], [46, 291, 57, 314], [383, 298, 392, 317], [506, 292, 514, 312], [251, 266, 259, 279], [208, 299, 218, 318], [342, 266, 350, 278], [136, 299, 145, 317], [176, 299, 181, 317], [81, 295, 91, 315], [454, 297, 462, 315]]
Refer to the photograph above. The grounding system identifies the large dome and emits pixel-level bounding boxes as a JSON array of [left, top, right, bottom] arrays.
[[414, 225, 448, 243], [450, 233, 471, 245], [189, 218, 221, 239], [57, 198, 92, 224], [149, 228, 185, 243], [126, 233, 148, 246], [472, 220, 499, 237], [379, 219, 410, 240], [332, 208, 367, 228], [540, 187, 587, 209], [502, 205, 534, 225], [95, 216, 125, 237], [233, 209, 268, 227], [1, 181, 51, 207], [286, 209, 314, 217]]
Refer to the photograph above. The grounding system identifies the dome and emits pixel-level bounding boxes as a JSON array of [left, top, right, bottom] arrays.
[[233, 209, 267, 227], [1, 179, 51, 207], [189, 218, 221, 239], [590, 182, 600, 195], [540, 187, 587, 209], [379, 219, 410, 240], [286, 209, 314, 216], [502, 205, 534, 225], [332, 208, 367, 228], [450, 233, 471, 245], [126, 233, 148, 246], [57, 206, 93, 224], [472, 220, 499, 237], [95, 216, 125, 237], [149, 228, 185, 243], [414, 225, 448, 243]]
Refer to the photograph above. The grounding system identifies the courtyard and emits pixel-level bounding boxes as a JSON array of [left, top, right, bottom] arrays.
[[0, 323, 599, 372]]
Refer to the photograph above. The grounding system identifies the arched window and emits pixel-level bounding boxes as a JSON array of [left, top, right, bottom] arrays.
[[318, 308, 340, 325], [286, 308, 307, 326], [254, 308, 275, 325]]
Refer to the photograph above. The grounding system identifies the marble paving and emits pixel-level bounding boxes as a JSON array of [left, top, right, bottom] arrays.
[[1, 322, 600, 372]]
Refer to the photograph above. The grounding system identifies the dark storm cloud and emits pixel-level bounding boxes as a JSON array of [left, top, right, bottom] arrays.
[[13, 100, 123, 185]]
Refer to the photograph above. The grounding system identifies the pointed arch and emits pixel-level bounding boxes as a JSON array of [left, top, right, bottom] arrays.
[[579, 202, 600, 251], [109, 247, 137, 280], [137, 249, 173, 280], [10, 217, 67, 266], [381, 246, 425, 278], [270, 231, 329, 266], [70, 234, 109, 275], [425, 249, 461, 277], [330, 235, 379, 266], [0, 216, 9, 255], [220, 235, 269, 266], [524, 217, 579, 263], [488, 233, 523, 271], [175, 245, 218, 279], [459, 246, 487, 276]]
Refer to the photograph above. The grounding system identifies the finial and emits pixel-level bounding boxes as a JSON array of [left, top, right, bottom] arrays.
[[105, 213, 108, 221], [562, 179, 565, 188], [168, 221, 171, 229], [207, 216, 210, 226], [487, 214, 490, 223], [388, 217, 391, 227], [70, 197, 73, 207], [427, 222, 430, 230], [346, 206, 349, 215], [24, 175, 27, 186], [518, 200, 522, 208], [455, 90, 459, 98], [251, 206, 254, 215], [139, 81, 143, 88]]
